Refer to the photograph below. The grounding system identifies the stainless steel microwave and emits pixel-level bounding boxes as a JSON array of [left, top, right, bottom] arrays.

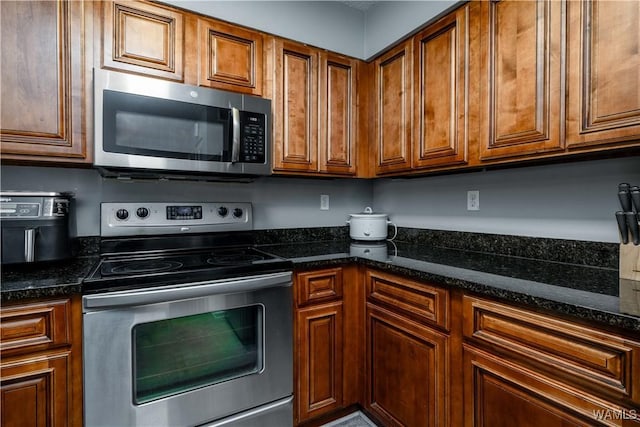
[[94, 69, 272, 177]]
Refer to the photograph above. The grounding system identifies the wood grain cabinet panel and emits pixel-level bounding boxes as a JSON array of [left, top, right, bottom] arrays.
[[374, 40, 413, 174], [0, 299, 70, 355], [462, 345, 640, 427], [319, 53, 358, 175], [273, 40, 318, 173], [479, 0, 564, 160], [296, 267, 344, 307], [1, 353, 71, 427], [197, 18, 263, 95], [0, 297, 83, 427], [463, 295, 640, 407], [366, 303, 449, 427], [296, 301, 344, 423], [103, 0, 184, 81], [0, 0, 91, 162], [566, 0, 640, 149], [365, 269, 449, 330], [413, 5, 470, 169]]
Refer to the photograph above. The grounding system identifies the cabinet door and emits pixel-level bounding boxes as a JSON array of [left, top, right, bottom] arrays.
[[273, 40, 318, 173], [374, 40, 413, 175], [566, 0, 640, 149], [479, 0, 564, 160], [0, 0, 91, 162], [197, 18, 263, 96], [463, 344, 640, 427], [366, 303, 448, 427], [295, 301, 344, 423], [319, 53, 358, 175], [413, 5, 470, 169], [1, 352, 71, 427], [102, 0, 184, 81]]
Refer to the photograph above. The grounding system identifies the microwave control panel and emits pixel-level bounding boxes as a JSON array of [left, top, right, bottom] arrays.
[[240, 111, 266, 163]]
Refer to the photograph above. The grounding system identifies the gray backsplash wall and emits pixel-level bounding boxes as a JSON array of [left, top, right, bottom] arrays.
[[0, 166, 372, 237], [2, 156, 638, 242], [373, 156, 640, 243]]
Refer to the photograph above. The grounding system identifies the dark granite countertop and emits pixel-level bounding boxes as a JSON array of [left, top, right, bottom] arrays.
[[2, 230, 638, 334], [258, 240, 640, 332], [1, 256, 98, 302]]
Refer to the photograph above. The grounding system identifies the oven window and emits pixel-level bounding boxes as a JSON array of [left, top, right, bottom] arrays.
[[132, 305, 263, 404], [103, 90, 232, 161]]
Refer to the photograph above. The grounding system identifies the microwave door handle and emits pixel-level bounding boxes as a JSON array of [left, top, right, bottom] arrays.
[[24, 228, 36, 262], [231, 107, 240, 163]]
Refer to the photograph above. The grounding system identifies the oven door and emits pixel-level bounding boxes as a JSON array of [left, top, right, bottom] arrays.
[[83, 272, 292, 427]]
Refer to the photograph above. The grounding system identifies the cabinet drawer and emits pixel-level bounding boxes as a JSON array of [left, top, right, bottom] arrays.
[[1, 299, 71, 355], [463, 295, 640, 405], [296, 268, 343, 306], [365, 269, 449, 330]]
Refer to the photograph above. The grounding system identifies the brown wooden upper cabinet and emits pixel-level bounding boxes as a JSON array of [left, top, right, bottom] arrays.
[[413, 4, 473, 169], [271, 39, 358, 176], [0, 0, 92, 163], [479, 0, 564, 161], [196, 18, 263, 96], [566, 0, 640, 149], [374, 40, 413, 175], [102, 1, 184, 81]]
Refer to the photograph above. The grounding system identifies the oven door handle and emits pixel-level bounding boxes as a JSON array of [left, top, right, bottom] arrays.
[[83, 271, 292, 310]]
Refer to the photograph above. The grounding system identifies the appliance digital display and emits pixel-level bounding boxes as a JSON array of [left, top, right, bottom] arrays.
[[167, 206, 203, 220]]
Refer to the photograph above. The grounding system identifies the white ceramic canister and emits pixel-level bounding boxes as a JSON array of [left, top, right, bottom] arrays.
[[346, 207, 397, 241]]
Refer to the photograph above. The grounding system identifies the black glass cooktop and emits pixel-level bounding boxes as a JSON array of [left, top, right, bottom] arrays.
[[83, 246, 292, 294]]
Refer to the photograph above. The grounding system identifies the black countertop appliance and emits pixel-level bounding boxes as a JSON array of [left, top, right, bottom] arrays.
[[1, 191, 73, 264]]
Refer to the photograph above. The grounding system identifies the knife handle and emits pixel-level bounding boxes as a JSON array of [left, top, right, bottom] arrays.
[[619, 190, 633, 212], [619, 183, 631, 192], [631, 186, 640, 213], [617, 211, 629, 244], [626, 212, 640, 245]]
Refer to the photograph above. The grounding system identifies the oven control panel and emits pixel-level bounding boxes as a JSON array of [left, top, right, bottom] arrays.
[[101, 202, 252, 237]]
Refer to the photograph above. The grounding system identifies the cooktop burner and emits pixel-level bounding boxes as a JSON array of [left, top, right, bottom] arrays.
[[108, 260, 184, 275], [207, 249, 266, 266]]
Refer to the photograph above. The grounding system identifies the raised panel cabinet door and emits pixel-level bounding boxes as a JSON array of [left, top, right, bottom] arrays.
[[375, 40, 413, 175], [0, 0, 90, 161], [1, 352, 71, 427], [319, 53, 358, 175], [479, 0, 564, 160], [366, 303, 448, 427], [197, 18, 263, 96], [295, 301, 344, 423], [103, 0, 184, 81], [413, 5, 470, 169], [566, 0, 640, 149], [463, 344, 640, 427], [273, 41, 319, 173]]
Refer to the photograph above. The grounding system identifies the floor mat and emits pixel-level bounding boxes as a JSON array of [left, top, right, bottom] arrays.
[[320, 411, 378, 427]]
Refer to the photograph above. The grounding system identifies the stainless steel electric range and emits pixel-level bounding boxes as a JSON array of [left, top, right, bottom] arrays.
[[82, 202, 294, 427]]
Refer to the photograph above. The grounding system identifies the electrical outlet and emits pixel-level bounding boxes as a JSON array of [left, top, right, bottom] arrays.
[[320, 194, 330, 210], [467, 190, 479, 211]]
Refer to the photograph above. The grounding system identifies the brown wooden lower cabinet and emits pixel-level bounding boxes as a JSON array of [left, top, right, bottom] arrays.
[[365, 303, 449, 427], [294, 267, 639, 427], [296, 301, 344, 422], [0, 296, 83, 427], [463, 344, 640, 427]]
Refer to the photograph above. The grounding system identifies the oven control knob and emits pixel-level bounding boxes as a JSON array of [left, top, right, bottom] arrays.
[[233, 208, 243, 218], [116, 209, 129, 220], [217, 206, 228, 217], [136, 207, 149, 218]]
